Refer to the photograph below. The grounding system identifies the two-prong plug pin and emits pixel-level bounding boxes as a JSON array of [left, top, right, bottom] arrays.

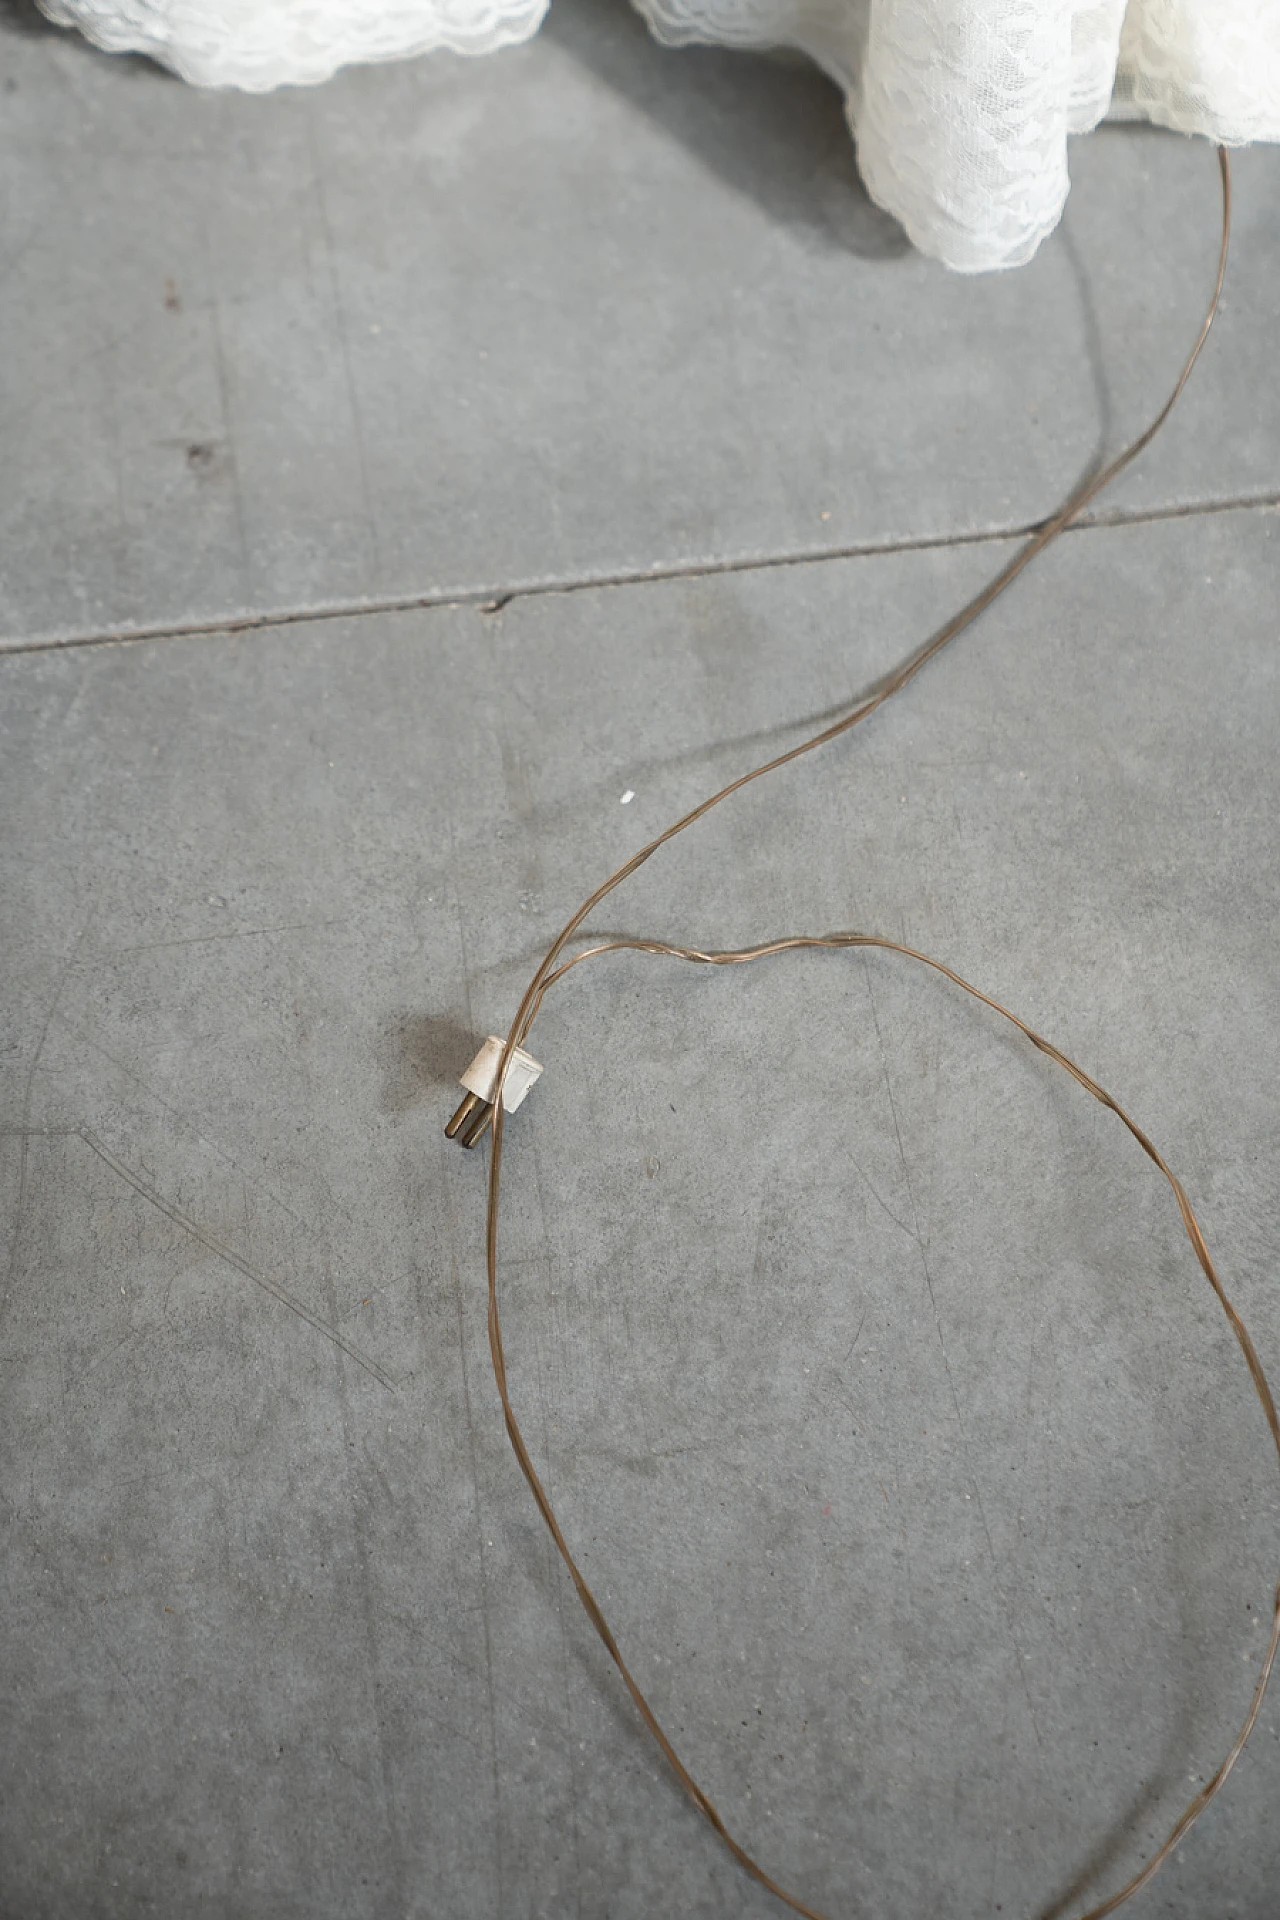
[[445, 1036, 544, 1149]]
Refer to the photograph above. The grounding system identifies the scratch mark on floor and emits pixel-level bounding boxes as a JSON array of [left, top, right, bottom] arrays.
[[49, 1008, 358, 1236], [306, 101, 381, 589], [3, 914, 95, 1323], [312, 1184, 410, 1918], [847, 1148, 917, 1242], [91, 920, 343, 956], [205, 232, 251, 592], [0, 1128, 82, 1140], [77, 1128, 398, 1391], [842, 1306, 868, 1368]]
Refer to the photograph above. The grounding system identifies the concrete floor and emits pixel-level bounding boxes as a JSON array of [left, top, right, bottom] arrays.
[[2, 6, 1279, 1919]]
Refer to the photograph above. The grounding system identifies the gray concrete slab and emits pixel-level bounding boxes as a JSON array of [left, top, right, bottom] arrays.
[[2, 1, 1279, 648], [2, 502, 1279, 1918]]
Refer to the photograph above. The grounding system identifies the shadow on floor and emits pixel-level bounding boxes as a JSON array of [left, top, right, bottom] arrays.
[[0, 0, 58, 34], [544, 0, 910, 261], [378, 1011, 481, 1114], [0, 0, 175, 84], [4, 0, 903, 271]]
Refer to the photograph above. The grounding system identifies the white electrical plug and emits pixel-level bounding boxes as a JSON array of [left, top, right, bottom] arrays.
[[445, 1036, 544, 1149]]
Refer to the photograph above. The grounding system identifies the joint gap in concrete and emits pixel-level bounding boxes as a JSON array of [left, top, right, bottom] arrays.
[[2, 490, 1276, 659]]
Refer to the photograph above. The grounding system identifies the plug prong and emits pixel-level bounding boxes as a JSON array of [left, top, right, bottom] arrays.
[[460, 1101, 493, 1150], [448, 1037, 542, 1149], [445, 1090, 482, 1139]]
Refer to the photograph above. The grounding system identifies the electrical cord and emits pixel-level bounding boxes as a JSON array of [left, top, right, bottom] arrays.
[[458, 147, 1280, 1918]]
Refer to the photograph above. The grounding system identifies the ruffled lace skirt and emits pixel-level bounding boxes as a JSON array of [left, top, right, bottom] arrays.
[[38, 1, 1280, 270]]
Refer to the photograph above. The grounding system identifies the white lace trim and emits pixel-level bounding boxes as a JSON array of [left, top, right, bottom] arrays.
[[636, 0, 1280, 270], [37, 0, 1280, 269], [37, 0, 551, 88]]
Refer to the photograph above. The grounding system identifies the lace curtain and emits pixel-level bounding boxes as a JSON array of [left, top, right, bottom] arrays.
[[38, 1, 1280, 270]]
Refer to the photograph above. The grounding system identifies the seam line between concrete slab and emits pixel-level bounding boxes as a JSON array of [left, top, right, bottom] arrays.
[[3, 489, 1276, 658]]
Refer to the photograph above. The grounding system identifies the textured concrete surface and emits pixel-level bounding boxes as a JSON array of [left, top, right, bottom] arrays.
[[3, 6, 1280, 1920], [3, 508, 1280, 1920], [2, 0, 1279, 647]]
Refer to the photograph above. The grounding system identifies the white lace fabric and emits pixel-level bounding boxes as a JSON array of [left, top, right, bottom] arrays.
[[36, 0, 553, 83], [38, 0, 1280, 270]]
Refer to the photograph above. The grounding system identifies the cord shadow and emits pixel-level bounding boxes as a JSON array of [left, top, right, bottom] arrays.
[[543, 0, 910, 260], [377, 1010, 478, 1114]]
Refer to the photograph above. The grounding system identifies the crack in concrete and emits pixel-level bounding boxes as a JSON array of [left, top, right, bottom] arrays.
[[2, 490, 1276, 658]]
